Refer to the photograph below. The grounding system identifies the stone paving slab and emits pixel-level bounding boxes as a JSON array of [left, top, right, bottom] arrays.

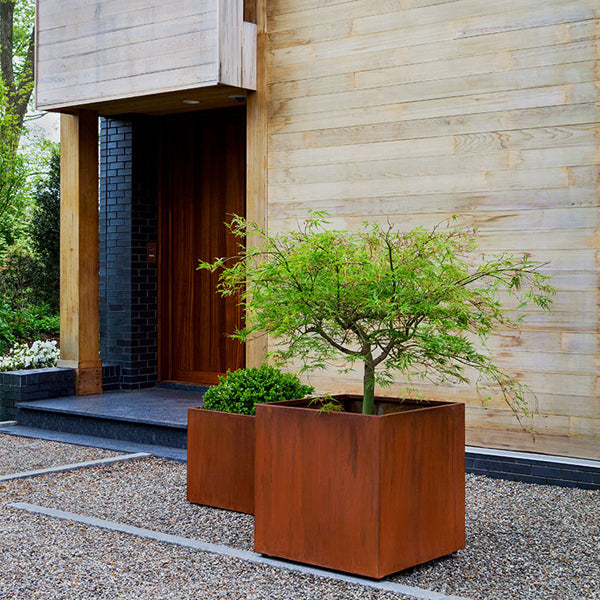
[[0, 452, 149, 482], [19, 388, 205, 427]]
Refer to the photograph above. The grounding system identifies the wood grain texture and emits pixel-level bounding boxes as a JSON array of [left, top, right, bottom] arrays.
[[58, 111, 102, 395], [254, 397, 465, 578], [159, 108, 245, 385], [244, 0, 268, 368], [75, 85, 251, 117], [466, 428, 600, 461], [219, 0, 243, 87], [264, 0, 600, 459], [242, 21, 258, 89], [47, 0, 599, 457], [36, 0, 256, 110], [187, 408, 255, 514], [244, 0, 257, 23]]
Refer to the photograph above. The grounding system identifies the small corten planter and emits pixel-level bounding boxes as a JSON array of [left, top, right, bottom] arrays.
[[254, 395, 465, 579], [187, 407, 255, 514]]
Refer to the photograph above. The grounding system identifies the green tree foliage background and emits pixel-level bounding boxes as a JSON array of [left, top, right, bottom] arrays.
[[0, 0, 60, 354], [29, 149, 60, 311], [1, 0, 35, 144]]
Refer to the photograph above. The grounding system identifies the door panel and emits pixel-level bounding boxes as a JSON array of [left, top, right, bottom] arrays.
[[159, 108, 245, 384]]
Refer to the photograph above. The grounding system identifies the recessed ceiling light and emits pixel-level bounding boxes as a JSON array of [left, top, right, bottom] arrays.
[[182, 99, 201, 105]]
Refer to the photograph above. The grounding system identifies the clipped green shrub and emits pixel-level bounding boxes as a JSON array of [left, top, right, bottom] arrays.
[[202, 364, 314, 415]]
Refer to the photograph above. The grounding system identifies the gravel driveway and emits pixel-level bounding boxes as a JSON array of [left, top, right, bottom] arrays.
[[0, 434, 598, 600], [0, 433, 121, 476]]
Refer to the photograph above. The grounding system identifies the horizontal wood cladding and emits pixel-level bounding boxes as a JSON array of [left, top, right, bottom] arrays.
[[36, 0, 256, 111], [265, 0, 600, 458]]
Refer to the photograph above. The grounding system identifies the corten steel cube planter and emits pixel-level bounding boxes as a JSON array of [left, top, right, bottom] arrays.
[[254, 396, 465, 579], [187, 408, 255, 514]]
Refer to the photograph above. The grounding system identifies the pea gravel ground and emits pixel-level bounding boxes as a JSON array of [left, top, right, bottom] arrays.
[[0, 433, 122, 476], [0, 435, 598, 600]]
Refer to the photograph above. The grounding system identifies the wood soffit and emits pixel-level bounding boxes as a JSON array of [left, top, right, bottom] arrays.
[[51, 85, 251, 117]]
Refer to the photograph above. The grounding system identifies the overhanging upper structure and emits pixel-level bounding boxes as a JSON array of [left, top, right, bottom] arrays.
[[36, 0, 256, 114]]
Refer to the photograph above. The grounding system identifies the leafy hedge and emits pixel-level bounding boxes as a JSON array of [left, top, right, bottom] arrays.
[[202, 365, 314, 415], [0, 245, 45, 308], [0, 301, 59, 355], [0, 152, 60, 355], [29, 150, 60, 312]]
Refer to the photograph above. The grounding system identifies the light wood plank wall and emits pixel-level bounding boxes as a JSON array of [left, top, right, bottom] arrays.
[[264, 0, 600, 459], [36, 0, 256, 111]]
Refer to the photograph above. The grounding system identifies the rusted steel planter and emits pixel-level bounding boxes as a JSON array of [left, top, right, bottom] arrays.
[[187, 407, 255, 514], [254, 395, 465, 579]]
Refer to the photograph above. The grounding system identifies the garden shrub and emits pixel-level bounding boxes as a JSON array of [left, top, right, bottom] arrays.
[[0, 150, 60, 350], [0, 245, 44, 308], [29, 149, 60, 312], [202, 364, 314, 415], [0, 339, 60, 371], [0, 301, 59, 354]]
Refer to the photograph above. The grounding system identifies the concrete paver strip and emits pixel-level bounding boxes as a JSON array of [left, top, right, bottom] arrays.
[[0, 452, 150, 481], [0, 431, 124, 475]]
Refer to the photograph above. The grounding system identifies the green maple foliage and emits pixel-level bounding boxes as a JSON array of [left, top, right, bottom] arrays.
[[199, 213, 554, 427]]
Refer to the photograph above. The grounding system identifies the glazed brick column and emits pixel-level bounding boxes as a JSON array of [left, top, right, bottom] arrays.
[[99, 117, 158, 390], [129, 118, 159, 389], [99, 118, 132, 388]]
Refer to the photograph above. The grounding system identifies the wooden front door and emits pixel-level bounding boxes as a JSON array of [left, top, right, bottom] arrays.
[[159, 108, 245, 385]]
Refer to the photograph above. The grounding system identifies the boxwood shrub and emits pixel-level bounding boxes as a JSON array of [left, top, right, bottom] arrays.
[[202, 365, 314, 415]]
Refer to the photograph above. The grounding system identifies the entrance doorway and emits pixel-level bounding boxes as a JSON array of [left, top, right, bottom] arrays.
[[158, 107, 246, 385]]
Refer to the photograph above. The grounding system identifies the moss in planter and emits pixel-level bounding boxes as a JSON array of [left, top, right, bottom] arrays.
[[202, 365, 313, 415]]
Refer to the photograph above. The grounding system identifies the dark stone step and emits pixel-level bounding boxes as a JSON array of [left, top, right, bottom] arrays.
[[14, 388, 207, 450], [16, 404, 187, 448]]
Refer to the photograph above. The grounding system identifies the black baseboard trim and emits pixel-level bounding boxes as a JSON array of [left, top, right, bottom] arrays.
[[157, 381, 210, 394], [466, 446, 600, 490]]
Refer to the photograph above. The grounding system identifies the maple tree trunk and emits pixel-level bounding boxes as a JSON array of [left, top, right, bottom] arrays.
[[362, 361, 376, 415]]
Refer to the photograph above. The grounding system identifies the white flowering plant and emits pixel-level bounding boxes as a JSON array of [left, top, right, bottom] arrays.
[[0, 340, 60, 371]]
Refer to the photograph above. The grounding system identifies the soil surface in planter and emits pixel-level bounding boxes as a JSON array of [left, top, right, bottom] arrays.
[[281, 395, 450, 415]]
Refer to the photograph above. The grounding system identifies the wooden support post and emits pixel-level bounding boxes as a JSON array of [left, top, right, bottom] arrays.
[[58, 111, 102, 395], [245, 0, 267, 369]]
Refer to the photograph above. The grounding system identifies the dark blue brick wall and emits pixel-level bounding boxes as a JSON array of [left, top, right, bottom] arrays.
[[465, 452, 600, 490], [99, 118, 132, 383], [102, 363, 122, 392], [0, 368, 75, 420], [99, 117, 158, 390]]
